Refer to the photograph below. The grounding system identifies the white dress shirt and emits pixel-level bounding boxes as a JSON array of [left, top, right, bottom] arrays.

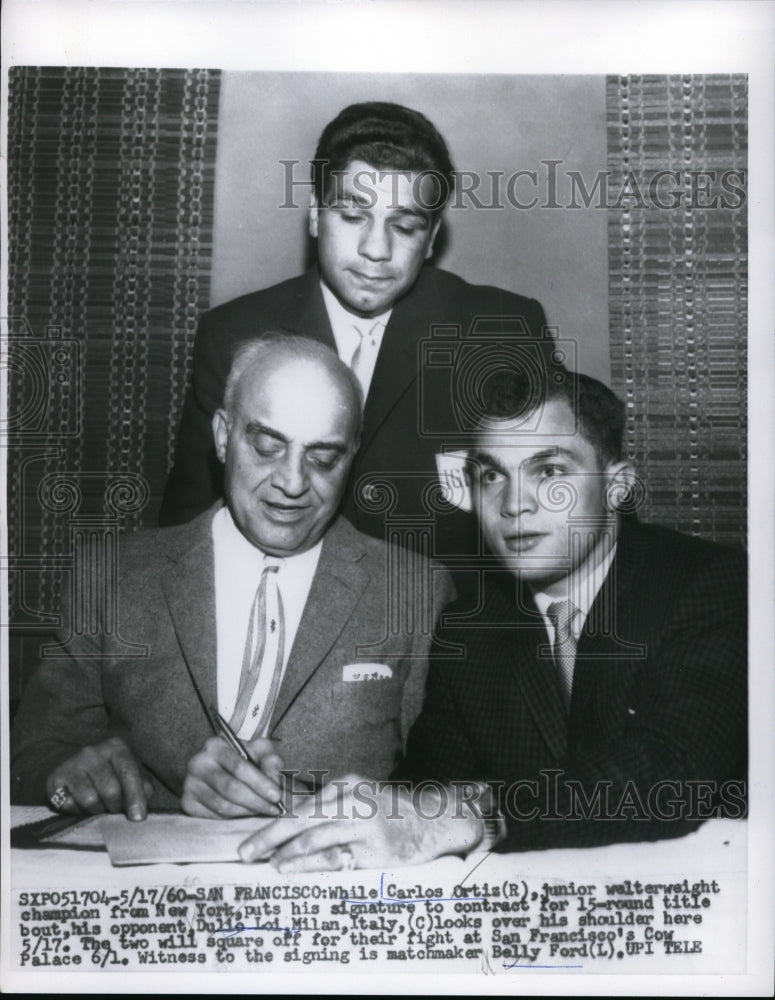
[[531, 540, 618, 650], [212, 506, 322, 722], [320, 281, 391, 399]]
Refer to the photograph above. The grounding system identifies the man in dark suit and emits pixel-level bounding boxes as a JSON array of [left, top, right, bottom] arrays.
[[159, 101, 555, 567], [237, 369, 747, 871], [11, 336, 453, 821]]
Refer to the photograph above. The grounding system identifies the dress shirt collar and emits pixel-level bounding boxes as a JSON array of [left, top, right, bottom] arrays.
[[320, 280, 391, 349], [531, 538, 617, 637], [212, 505, 323, 578]]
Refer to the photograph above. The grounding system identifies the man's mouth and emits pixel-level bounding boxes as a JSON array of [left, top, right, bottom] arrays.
[[350, 270, 393, 286], [262, 500, 309, 522], [502, 532, 547, 553]]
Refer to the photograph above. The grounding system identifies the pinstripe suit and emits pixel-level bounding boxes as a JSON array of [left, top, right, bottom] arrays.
[[399, 517, 747, 848]]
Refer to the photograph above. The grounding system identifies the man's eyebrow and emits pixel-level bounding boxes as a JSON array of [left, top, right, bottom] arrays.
[[390, 206, 430, 224], [468, 449, 510, 474], [245, 422, 287, 443], [329, 192, 430, 222], [523, 447, 577, 464], [245, 423, 348, 454], [327, 191, 373, 209], [304, 440, 347, 454], [469, 446, 578, 471]]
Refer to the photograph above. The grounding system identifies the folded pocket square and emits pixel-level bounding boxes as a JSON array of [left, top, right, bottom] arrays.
[[342, 663, 393, 682]]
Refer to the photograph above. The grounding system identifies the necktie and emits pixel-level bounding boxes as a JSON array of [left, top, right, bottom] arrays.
[[350, 320, 382, 396], [547, 599, 579, 710], [229, 562, 286, 740]]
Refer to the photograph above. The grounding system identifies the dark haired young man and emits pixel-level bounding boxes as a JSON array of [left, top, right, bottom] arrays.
[[160, 102, 554, 567], [236, 371, 747, 871]]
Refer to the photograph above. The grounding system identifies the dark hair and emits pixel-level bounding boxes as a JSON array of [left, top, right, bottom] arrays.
[[312, 102, 455, 214], [480, 369, 626, 465]]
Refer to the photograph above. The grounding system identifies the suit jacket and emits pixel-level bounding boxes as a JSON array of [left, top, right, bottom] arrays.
[[398, 518, 748, 849], [11, 508, 454, 808], [159, 266, 550, 563]]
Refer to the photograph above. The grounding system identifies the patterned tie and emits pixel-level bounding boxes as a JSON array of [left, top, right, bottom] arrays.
[[350, 320, 382, 396], [229, 562, 286, 740], [547, 599, 579, 710]]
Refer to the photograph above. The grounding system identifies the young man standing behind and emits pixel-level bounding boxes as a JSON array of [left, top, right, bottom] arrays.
[[160, 102, 555, 567]]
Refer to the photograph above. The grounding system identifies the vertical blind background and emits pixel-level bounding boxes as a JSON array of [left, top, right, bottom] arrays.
[[6, 67, 221, 697], [606, 75, 747, 544], [5, 70, 747, 701]]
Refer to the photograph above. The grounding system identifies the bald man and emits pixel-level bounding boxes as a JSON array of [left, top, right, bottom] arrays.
[[11, 335, 453, 820]]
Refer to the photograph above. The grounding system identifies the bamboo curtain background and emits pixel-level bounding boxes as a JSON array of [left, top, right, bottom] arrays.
[[606, 75, 747, 546], [6, 67, 221, 699]]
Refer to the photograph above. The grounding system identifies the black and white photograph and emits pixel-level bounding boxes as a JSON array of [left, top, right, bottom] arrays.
[[1, 0, 773, 995]]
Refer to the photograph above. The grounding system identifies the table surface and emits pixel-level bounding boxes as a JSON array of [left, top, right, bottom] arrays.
[[9, 806, 746, 889]]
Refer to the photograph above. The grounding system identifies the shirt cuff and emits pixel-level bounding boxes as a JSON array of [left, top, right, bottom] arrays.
[[461, 782, 507, 854]]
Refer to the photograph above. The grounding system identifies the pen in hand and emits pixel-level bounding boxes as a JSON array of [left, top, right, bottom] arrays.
[[211, 709, 286, 815], [212, 710, 250, 761]]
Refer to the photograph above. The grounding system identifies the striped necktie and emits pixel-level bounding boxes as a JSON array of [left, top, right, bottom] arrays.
[[229, 561, 286, 739]]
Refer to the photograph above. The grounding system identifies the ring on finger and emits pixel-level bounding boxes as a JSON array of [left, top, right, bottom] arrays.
[[50, 785, 72, 811]]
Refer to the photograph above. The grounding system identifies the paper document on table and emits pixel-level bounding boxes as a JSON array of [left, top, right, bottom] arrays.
[[99, 813, 272, 866]]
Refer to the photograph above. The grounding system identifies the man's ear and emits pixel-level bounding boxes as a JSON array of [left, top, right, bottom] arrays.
[[425, 215, 443, 260], [212, 409, 230, 464], [603, 460, 637, 512], [309, 192, 320, 239]]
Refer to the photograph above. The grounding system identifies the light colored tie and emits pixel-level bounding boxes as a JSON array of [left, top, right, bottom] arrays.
[[350, 320, 382, 396], [547, 599, 580, 710], [229, 561, 286, 740]]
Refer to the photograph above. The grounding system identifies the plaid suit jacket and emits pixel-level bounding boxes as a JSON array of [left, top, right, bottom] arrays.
[[399, 517, 747, 849]]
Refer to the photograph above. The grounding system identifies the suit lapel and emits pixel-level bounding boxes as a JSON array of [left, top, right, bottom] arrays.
[[291, 269, 337, 350], [160, 511, 219, 722], [293, 267, 443, 453], [487, 577, 568, 761], [570, 517, 646, 737], [359, 269, 443, 451], [511, 633, 569, 762], [269, 518, 369, 730]]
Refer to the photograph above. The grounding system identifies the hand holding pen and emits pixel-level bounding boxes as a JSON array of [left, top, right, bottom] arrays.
[[180, 710, 286, 819]]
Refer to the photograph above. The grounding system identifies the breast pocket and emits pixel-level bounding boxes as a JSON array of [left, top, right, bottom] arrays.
[[331, 675, 402, 726]]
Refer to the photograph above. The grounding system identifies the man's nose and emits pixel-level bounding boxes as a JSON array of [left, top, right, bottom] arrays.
[[272, 454, 308, 496], [500, 473, 535, 517], [358, 221, 391, 261]]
